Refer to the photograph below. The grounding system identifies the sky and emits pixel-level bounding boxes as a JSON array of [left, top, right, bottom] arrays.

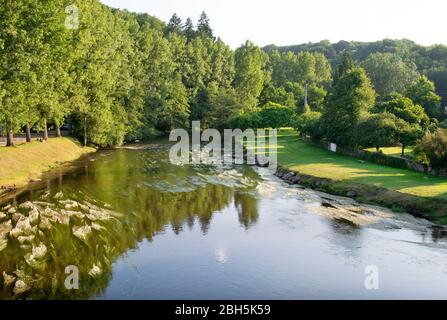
[[100, 0, 446, 48]]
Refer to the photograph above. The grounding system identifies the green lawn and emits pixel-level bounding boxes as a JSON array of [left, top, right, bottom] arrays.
[[269, 130, 447, 200], [365, 146, 414, 157]]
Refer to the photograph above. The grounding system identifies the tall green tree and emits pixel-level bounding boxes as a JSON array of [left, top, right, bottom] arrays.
[[322, 66, 376, 146], [183, 18, 196, 40], [405, 76, 442, 119], [234, 41, 268, 111], [197, 11, 213, 39], [0, 0, 39, 146], [166, 13, 182, 35]]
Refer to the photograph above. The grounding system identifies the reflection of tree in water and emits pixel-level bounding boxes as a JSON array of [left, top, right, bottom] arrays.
[[430, 226, 447, 243], [325, 218, 364, 261], [234, 192, 259, 229], [0, 155, 261, 300]]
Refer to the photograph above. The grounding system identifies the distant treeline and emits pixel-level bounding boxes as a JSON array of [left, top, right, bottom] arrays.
[[264, 39, 447, 104]]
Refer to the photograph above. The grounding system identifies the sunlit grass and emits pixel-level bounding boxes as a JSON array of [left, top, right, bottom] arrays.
[[365, 146, 415, 157], [267, 129, 447, 199], [0, 138, 95, 188]]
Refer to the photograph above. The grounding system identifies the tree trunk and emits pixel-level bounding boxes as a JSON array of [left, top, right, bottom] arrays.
[[25, 123, 32, 143], [376, 146, 380, 152], [83, 114, 87, 147], [55, 120, 61, 138], [401, 144, 405, 157], [42, 119, 49, 141], [6, 126, 14, 147]]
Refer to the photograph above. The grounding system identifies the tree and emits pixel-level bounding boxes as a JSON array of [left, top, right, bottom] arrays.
[[294, 83, 327, 113], [197, 11, 213, 39], [414, 128, 447, 168], [395, 118, 422, 156], [234, 41, 268, 111], [373, 93, 429, 128], [362, 52, 419, 98], [155, 74, 190, 131], [405, 76, 442, 119], [259, 83, 295, 107], [334, 51, 354, 81], [356, 113, 399, 151], [321, 67, 376, 146], [0, 0, 38, 146], [69, 1, 132, 147], [166, 13, 182, 35], [205, 83, 242, 129], [183, 18, 196, 40]]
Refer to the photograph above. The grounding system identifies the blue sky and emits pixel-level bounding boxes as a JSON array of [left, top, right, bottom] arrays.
[[101, 0, 446, 48]]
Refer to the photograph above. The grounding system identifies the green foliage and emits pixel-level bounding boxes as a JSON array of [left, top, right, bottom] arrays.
[[322, 66, 376, 146], [234, 41, 269, 111], [293, 111, 323, 139], [197, 11, 214, 39], [362, 53, 419, 98], [259, 83, 295, 107], [405, 76, 442, 119], [265, 39, 447, 106], [258, 102, 294, 129], [1, 2, 445, 151], [414, 129, 447, 168], [269, 50, 331, 87], [373, 93, 429, 128], [166, 13, 182, 35], [230, 110, 262, 130], [356, 113, 400, 151]]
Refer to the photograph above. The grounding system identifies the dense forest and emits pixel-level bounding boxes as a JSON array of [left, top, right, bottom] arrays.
[[264, 39, 447, 104], [0, 0, 446, 164]]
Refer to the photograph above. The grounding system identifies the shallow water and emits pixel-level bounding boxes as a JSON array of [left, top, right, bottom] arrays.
[[0, 145, 447, 300]]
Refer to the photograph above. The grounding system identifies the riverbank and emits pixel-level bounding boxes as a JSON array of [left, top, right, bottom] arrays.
[[269, 130, 447, 224], [0, 137, 96, 194]]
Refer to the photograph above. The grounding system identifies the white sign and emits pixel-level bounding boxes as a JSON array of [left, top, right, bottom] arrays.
[[329, 143, 337, 153]]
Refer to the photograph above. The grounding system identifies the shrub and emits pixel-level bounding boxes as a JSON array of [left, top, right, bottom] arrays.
[[293, 111, 323, 139], [259, 102, 294, 129], [414, 128, 447, 168]]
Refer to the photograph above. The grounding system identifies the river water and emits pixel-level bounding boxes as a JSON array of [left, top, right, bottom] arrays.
[[0, 144, 447, 300]]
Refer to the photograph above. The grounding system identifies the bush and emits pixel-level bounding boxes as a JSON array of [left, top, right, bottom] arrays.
[[414, 128, 447, 168], [293, 111, 323, 139], [230, 110, 262, 130], [259, 102, 294, 129]]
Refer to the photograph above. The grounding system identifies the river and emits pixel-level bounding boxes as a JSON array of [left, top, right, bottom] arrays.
[[0, 143, 447, 299]]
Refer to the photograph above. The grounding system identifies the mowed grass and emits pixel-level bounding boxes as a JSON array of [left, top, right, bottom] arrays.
[[270, 130, 447, 200], [365, 146, 414, 157], [0, 137, 95, 188]]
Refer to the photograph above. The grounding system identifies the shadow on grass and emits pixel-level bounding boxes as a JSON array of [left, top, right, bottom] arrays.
[[274, 134, 447, 200]]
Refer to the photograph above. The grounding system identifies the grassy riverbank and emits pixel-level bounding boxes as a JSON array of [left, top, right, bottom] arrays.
[[275, 130, 447, 199], [264, 129, 447, 223], [0, 138, 95, 192]]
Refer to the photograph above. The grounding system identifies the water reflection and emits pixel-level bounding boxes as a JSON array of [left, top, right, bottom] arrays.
[[1, 147, 447, 300], [0, 148, 260, 299]]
